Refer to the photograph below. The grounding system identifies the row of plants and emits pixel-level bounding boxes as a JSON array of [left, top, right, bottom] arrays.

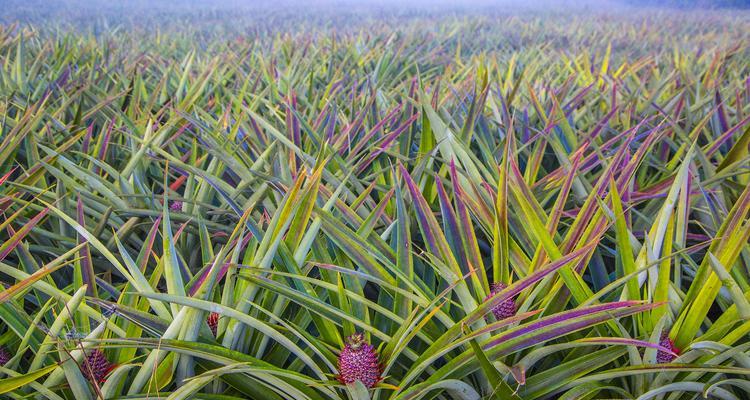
[[1, 4, 750, 399]]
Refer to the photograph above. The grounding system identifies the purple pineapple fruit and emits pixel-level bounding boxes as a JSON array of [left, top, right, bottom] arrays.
[[81, 349, 113, 383], [0, 347, 11, 365], [170, 200, 183, 211], [657, 332, 679, 363], [485, 282, 517, 320], [337, 333, 380, 388]]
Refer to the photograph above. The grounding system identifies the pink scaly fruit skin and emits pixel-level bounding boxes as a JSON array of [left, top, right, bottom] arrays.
[[82, 349, 114, 383], [0, 347, 11, 366], [170, 201, 183, 211], [485, 282, 517, 320], [657, 333, 679, 363], [337, 333, 381, 388], [207, 312, 220, 337]]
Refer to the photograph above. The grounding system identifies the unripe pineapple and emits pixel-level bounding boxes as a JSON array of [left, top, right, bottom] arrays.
[[81, 349, 113, 383], [657, 332, 679, 363], [485, 282, 517, 320], [337, 333, 380, 388], [0, 347, 11, 366], [207, 312, 219, 337]]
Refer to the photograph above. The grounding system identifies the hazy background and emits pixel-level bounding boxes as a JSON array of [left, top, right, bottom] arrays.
[[1, 0, 748, 25], [2, 0, 746, 61], [2, 0, 748, 32]]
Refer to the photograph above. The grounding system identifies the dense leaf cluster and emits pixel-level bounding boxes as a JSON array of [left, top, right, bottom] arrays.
[[1, 2, 749, 399]]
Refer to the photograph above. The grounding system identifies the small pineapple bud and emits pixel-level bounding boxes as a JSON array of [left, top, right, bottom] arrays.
[[81, 349, 112, 383], [0, 347, 11, 366], [169, 201, 183, 211], [657, 332, 679, 363], [207, 312, 219, 337], [337, 333, 380, 388], [485, 282, 517, 320]]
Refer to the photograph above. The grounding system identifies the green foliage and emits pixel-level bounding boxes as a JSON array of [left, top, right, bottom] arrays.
[[1, 3, 750, 399]]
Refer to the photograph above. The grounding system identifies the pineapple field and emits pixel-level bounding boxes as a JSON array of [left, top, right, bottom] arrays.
[[1, 1, 750, 399]]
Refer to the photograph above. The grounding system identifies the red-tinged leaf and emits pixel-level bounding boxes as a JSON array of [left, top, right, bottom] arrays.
[[0, 168, 16, 186], [138, 216, 162, 272], [0, 208, 49, 262]]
